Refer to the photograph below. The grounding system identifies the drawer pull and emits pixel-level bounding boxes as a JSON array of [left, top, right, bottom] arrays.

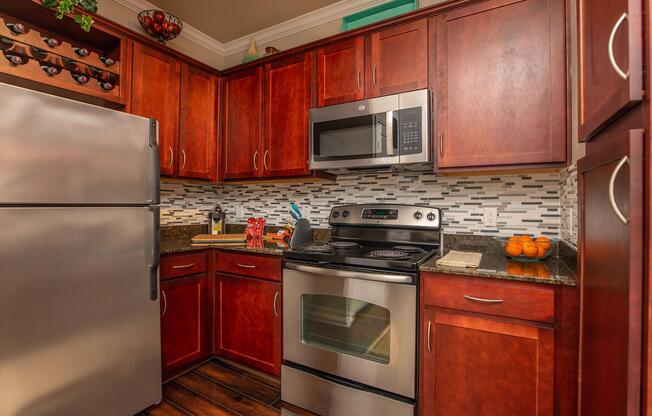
[[237, 263, 257, 269], [463, 294, 504, 304], [171, 263, 196, 269]]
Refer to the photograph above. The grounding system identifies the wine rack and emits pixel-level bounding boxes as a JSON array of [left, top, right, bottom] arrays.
[[0, 3, 129, 108]]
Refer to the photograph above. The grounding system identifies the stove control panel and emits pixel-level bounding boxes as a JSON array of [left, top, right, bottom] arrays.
[[330, 204, 441, 229]]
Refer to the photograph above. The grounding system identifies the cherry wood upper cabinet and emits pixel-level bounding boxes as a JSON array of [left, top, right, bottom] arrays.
[[368, 19, 428, 97], [161, 274, 209, 375], [577, 0, 643, 141], [420, 308, 554, 415], [263, 52, 312, 178], [433, 0, 566, 169], [317, 36, 365, 107], [221, 67, 263, 179], [179, 64, 218, 181], [215, 274, 282, 376], [577, 129, 644, 416], [131, 43, 181, 177]]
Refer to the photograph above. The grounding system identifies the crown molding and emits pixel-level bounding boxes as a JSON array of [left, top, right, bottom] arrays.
[[108, 0, 388, 59], [109, 0, 225, 56], [221, 0, 386, 57]]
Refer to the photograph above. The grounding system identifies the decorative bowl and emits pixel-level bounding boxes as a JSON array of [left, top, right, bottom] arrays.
[[138, 10, 183, 43], [496, 236, 556, 262]]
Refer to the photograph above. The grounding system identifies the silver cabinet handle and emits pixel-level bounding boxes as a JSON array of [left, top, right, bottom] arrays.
[[171, 263, 195, 269], [273, 291, 279, 317], [372, 64, 377, 89], [386, 111, 394, 156], [609, 155, 630, 224], [253, 151, 258, 171], [263, 150, 269, 171], [168, 147, 174, 168], [237, 263, 256, 269], [608, 13, 629, 80], [427, 320, 432, 353], [463, 295, 504, 304], [181, 149, 187, 169], [161, 290, 167, 317], [356, 68, 361, 92], [439, 132, 444, 158]]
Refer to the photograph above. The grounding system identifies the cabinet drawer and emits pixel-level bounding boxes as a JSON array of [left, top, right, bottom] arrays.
[[161, 251, 207, 280], [215, 251, 282, 282], [422, 274, 555, 323]]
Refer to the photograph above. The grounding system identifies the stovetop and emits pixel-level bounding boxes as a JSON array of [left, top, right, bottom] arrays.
[[284, 240, 438, 273]]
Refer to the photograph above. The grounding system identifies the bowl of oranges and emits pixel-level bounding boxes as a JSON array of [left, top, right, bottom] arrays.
[[498, 235, 555, 261]]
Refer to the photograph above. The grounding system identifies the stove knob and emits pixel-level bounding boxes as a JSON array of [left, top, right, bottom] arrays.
[[342, 210, 350, 218], [332, 211, 340, 218], [413, 211, 423, 220], [427, 212, 437, 222]]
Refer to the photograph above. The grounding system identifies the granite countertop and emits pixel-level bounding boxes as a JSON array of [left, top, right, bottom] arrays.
[[160, 237, 288, 256], [420, 235, 577, 286]]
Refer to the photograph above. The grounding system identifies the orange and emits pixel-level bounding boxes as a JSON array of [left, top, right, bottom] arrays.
[[536, 263, 551, 278], [536, 245, 547, 258], [505, 242, 523, 257], [517, 235, 533, 243], [522, 242, 538, 258], [508, 236, 519, 242], [535, 236, 552, 250], [506, 262, 523, 275], [522, 264, 538, 277]]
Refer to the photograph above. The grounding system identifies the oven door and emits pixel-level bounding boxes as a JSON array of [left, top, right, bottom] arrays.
[[309, 95, 399, 170], [283, 262, 416, 398]]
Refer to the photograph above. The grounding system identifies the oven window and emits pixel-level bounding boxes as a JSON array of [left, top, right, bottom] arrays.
[[312, 113, 396, 161], [300, 294, 390, 364]]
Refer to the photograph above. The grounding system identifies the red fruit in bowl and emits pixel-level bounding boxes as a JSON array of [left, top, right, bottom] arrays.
[[161, 21, 169, 31], [153, 11, 165, 24], [165, 25, 174, 35], [142, 15, 152, 28], [171, 23, 180, 35], [152, 23, 162, 35]]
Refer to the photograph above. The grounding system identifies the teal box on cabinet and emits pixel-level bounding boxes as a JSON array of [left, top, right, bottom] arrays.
[[342, 0, 419, 31]]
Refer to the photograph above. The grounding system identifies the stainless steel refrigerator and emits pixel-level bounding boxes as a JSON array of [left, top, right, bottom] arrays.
[[0, 83, 162, 416]]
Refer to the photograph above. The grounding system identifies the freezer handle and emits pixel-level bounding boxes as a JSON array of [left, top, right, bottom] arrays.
[[149, 206, 160, 301], [149, 119, 161, 204]]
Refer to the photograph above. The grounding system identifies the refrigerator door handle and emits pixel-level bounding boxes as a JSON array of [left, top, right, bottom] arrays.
[[149, 119, 161, 204], [149, 206, 160, 301]]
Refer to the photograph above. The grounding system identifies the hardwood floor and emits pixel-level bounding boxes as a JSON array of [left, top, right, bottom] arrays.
[[139, 358, 314, 416]]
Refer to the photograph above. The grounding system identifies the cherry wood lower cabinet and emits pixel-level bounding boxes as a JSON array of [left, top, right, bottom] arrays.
[[215, 273, 282, 376], [160, 273, 210, 375], [420, 273, 578, 416]]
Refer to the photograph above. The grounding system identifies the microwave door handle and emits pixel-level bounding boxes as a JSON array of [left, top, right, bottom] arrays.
[[386, 111, 394, 156]]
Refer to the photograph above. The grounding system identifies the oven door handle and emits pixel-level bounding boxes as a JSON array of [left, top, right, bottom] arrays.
[[284, 262, 414, 284]]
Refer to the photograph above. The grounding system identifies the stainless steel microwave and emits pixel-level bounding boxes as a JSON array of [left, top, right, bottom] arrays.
[[309, 89, 431, 170]]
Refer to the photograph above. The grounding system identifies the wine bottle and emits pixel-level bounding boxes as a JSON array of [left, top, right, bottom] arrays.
[[5, 22, 25, 35], [40, 62, 62, 76], [71, 71, 90, 84], [99, 56, 115, 67], [3, 51, 28, 66], [42, 37, 60, 48], [73, 47, 90, 58]]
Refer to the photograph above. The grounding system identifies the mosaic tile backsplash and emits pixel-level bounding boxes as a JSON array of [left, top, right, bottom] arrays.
[[560, 165, 578, 246], [161, 168, 579, 240]]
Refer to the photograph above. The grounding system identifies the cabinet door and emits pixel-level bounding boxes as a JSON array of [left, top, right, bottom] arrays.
[[263, 52, 312, 178], [420, 308, 554, 415], [131, 43, 181, 177], [178, 64, 217, 181], [434, 0, 566, 169], [317, 37, 365, 107], [368, 19, 428, 97], [215, 274, 281, 376], [577, 129, 644, 416], [161, 274, 209, 374], [578, 0, 642, 141], [221, 68, 263, 179]]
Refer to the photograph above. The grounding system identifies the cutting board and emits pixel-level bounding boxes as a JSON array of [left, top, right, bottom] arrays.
[[191, 234, 246, 244]]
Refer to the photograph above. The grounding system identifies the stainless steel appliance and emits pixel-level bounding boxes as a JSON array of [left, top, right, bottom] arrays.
[[282, 204, 441, 416], [309, 89, 431, 171], [0, 83, 161, 416]]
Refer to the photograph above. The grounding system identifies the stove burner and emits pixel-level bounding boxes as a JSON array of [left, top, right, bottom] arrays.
[[392, 245, 424, 253], [327, 241, 360, 249], [368, 250, 411, 260], [302, 245, 333, 253]]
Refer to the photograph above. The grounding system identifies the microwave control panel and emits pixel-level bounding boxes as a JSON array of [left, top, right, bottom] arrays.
[[398, 107, 422, 155]]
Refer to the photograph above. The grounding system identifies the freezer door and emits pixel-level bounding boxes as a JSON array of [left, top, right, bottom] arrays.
[[0, 83, 159, 205], [0, 207, 161, 416]]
